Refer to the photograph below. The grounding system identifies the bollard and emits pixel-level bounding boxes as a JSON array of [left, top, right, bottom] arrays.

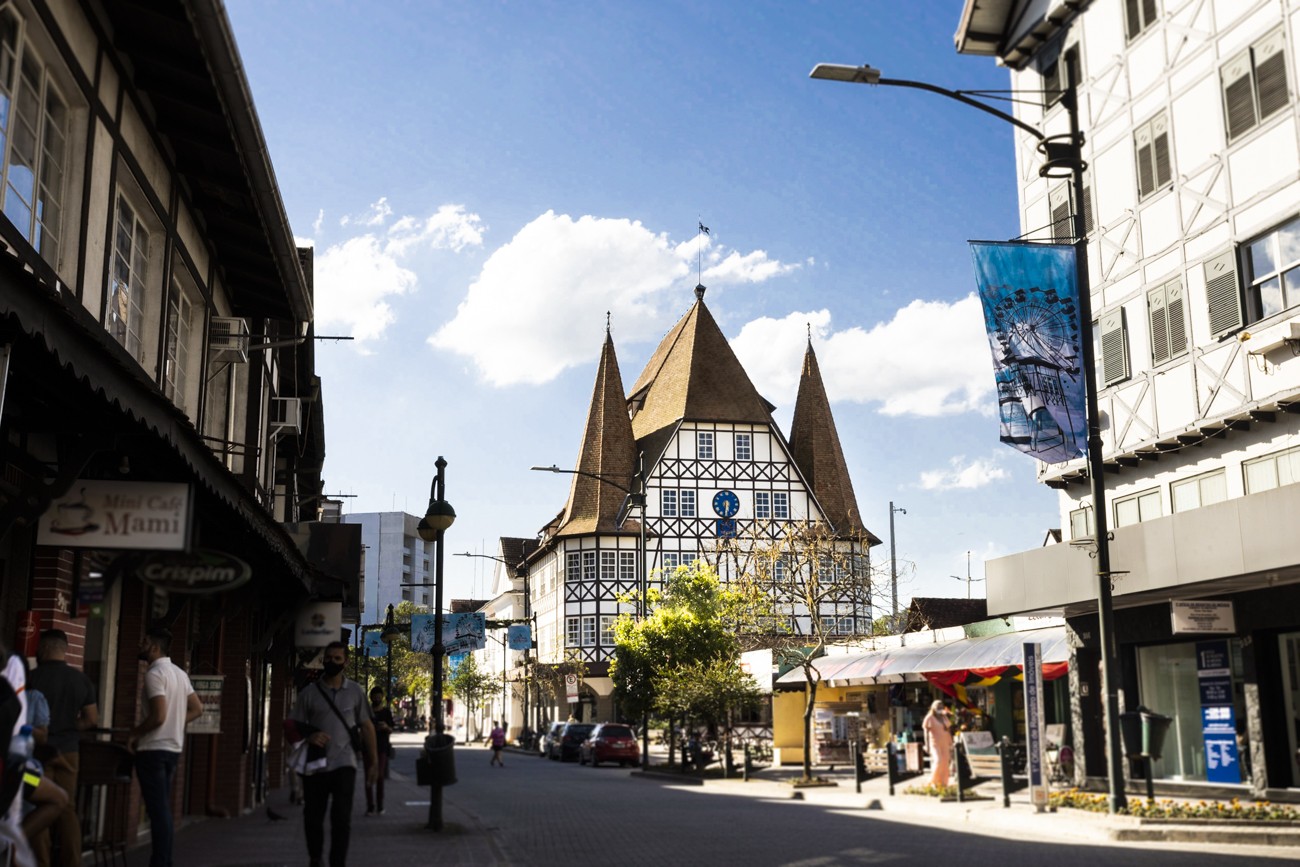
[[955, 741, 965, 802], [742, 744, 752, 782], [850, 741, 861, 794], [998, 736, 1012, 809], [887, 740, 898, 796]]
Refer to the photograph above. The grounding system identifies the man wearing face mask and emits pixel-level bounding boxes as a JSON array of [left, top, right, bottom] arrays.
[[291, 641, 377, 867], [128, 625, 202, 867]]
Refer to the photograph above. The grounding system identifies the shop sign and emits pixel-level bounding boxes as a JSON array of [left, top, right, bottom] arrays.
[[410, 613, 485, 654], [189, 675, 224, 734], [36, 481, 192, 550], [1022, 642, 1048, 810], [1170, 600, 1235, 635], [362, 630, 387, 658], [507, 624, 532, 651], [295, 601, 343, 648], [128, 549, 251, 595], [1196, 639, 1239, 784]]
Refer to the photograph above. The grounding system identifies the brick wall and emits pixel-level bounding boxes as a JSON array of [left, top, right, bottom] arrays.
[[30, 547, 86, 665]]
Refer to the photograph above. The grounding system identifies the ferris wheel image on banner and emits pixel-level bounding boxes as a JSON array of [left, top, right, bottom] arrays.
[[970, 241, 1087, 465]]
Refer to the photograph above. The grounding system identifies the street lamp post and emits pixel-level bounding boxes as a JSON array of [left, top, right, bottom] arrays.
[[380, 603, 401, 704], [531, 462, 649, 766], [455, 551, 535, 744], [888, 502, 905, 631], [810, 58, 1127, 812], [415, 456, 456, 831]]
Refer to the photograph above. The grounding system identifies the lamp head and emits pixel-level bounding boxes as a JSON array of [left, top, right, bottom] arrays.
[[529, 465, 561, 473], [417, 498, 456, 541], [809, 63, 881, 85], [380, 623, 402, 644]]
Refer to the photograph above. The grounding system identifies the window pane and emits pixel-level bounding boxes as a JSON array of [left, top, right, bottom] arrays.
[[1199, 472, 1228, 506], [1115, 498, 1139, 527], [1138, 491, 1161, 521], [1281, 449, 1300, 487], [1248, 235, 1277, 278], [661, 489, 676, 517], [1256, 276, 1284, 318], [680, 490, 695, 517], [736, 434, 751, 461], [1172, 480, 1199, 512], [1245, 458, 1277, 494]]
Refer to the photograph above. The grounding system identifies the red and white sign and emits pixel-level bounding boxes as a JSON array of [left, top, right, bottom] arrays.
[[15, 611, 40, 657], [565, 674, 579, 704]]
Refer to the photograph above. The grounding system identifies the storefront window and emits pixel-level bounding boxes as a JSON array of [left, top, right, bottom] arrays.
[[1137, 639, 1247, 783]]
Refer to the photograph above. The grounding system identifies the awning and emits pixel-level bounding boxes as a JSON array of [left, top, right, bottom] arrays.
[[777, 627, 1068, 686]]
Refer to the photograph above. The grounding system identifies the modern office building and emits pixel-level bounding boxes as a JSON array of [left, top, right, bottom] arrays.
[[347, 511, 435, 618], [959, 0, 1300, 796]]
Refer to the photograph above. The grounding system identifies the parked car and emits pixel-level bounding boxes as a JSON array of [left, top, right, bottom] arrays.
[[540, 721, 564, 759], [579, 723, 640, 767], [554, 722, 596, 762]]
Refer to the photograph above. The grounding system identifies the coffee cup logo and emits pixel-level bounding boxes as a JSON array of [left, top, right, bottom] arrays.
[[50, 488, 98, 535]]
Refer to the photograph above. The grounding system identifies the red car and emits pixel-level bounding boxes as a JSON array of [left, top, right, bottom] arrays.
[[579, 723, 640, 767]]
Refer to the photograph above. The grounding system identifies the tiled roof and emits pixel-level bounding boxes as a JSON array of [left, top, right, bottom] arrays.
[[628, 286, 775, 441], [904, 597, 989, 632], [498, 537, 538, 573], [556, 331, 640, 537], [789, 341, 879, 543]]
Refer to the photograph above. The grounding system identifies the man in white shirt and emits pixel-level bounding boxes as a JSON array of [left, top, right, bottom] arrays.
[[128, 626, 202, 867]]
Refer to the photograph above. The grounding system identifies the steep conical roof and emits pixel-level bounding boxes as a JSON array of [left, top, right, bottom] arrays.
[[789, 340, 878, 542], [628, 285, 775, 441], [556, 330, 639, 537]]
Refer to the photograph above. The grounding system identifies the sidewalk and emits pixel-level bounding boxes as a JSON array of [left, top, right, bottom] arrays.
[[647, 761, 1300, 850]]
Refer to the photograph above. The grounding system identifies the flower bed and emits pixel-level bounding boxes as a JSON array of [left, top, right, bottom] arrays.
[[1050, 789, 1300, 822]]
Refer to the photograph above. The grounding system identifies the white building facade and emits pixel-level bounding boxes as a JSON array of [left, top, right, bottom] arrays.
[[962, 0, 1300, 796], [347, 511, 434, 620]]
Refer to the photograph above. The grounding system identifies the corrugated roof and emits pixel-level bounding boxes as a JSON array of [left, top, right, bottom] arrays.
[[629, 287, 775, 441], [777, 626, 1068, 685]]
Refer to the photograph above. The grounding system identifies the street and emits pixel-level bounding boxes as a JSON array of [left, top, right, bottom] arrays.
[[130, 733, 1299, 866]]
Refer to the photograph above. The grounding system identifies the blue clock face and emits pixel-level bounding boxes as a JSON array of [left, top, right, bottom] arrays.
[[712, 490, 740, 518]]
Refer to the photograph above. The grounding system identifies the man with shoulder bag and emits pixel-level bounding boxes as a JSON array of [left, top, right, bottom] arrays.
[[289, 642, 377, 867]]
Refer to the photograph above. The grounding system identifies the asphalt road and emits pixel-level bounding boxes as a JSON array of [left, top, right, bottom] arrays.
[[405, 737, 1297, 867]]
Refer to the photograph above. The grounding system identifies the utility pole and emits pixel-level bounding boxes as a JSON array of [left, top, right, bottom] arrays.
[[888, 502, 905, 630]]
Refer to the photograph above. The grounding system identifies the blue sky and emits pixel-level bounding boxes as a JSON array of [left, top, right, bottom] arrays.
[[226, 1, 1059, 607]]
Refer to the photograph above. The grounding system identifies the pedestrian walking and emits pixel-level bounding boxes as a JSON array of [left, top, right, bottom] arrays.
[[128, 626, 202, 867], [289, 641, 376, 867], [27, 629, 98, 867], [489, 721, 506, 767], [364, 688, 393, 815], [922, 700, 954, 788]]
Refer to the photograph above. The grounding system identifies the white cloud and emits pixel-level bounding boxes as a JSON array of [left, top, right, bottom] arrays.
[[305, 202, 485, 344], [430, 212, 797, 386], [312, 210, 324, 235], [732, 294, 993, 417], [918, 455, 1009, 490]]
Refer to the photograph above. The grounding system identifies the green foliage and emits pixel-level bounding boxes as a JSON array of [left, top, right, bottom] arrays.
[[610, 561, 758, 728], [1050, 789, 1300, 821], [446, 651, 496, 712]]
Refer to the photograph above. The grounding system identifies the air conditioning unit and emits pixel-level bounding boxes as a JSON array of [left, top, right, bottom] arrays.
[[210, 317, 250, 363], [270, 397, 303, 436]]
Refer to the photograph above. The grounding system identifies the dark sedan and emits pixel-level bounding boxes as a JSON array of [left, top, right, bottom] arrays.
[[555, 722, 595, 762]]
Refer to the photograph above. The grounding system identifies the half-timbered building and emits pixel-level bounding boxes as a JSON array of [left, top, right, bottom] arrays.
[[527, 284, 880, 722]]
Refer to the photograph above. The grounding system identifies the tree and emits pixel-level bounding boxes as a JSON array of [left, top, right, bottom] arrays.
[[446, 652, 495, 739], [611, 561, 760, 762], [532, 648, 588, 723], [724, 520, 886, 782]]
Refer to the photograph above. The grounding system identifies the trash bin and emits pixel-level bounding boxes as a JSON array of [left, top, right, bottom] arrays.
[[1119, 707, 1173, 759], [418, 733, 457, 787]]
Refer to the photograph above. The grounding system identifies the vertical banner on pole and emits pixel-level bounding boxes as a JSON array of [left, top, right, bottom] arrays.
[[970, 242, 1086, 464], [1023, 642, 1048, 810]]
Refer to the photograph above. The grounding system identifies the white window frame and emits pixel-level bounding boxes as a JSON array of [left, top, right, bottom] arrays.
[[661, 489, 678, 517], [0, 7, 72, 268], [1124, 0, 1159, 42], [581, 551, 596, 583], [108, 191, 151, 363], [600, 550, 616, 582], [1221, 29, 1289, 143], [599, 615, 616, 646], [697, 431, 714, 459], [566, 617, 581, 648], [163, 275, 197, 414], [566, 552, 581, 585], [679, 489, 696, 517], [660, 552, 680, 573], [1134, 113, 1171, 200], [618, 551, 635, 583], [581, 615, 597, 647], [773, 492, 789, 520], [754, 492, 771, 520], [1069, 506, 1093, 540], [735, 433, 752, 461], [1244, 216, 1300, 324], [1244, 445, 1300, 494], [1172, 469, 1228, 513], [1113, 488, 1161, 528]]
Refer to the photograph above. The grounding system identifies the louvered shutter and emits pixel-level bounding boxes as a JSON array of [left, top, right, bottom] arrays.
[[1254, 30, 1289, 121], [1222, 51, 1258, 141], [1082, 176, 1094, 234], [1166, 279, 1187, 357], [1152, 114, 1171, 188], [1124, 0, 1142, 39], [1148, 286, 1170, 365], [1099, 309, 1129, 385], [1204, 250, 1244, 336], [1135, 120, 1156, 197], [1050, 185, 1072, 243]]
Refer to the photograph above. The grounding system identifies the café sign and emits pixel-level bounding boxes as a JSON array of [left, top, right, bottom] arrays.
[[37, 481, 192, 550], [127, 549, 252, 595]]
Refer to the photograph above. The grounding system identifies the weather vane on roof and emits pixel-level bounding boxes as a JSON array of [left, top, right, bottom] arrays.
[[697, 220, 710, 286]]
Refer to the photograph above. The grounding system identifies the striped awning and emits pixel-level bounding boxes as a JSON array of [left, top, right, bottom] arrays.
[[776, 627, 1069, 686]]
